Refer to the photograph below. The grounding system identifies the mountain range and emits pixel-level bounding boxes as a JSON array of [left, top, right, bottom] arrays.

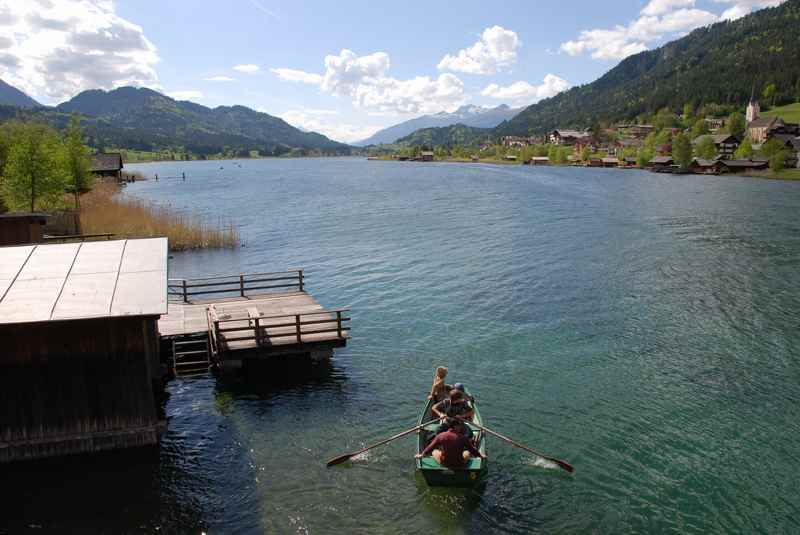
[[0, 79, 41, 108], [355, 104, 521, 146], [0, 85, 350, 156]]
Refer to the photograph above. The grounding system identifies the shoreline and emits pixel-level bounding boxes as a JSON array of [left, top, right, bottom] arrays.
[[366, 156, 800, 181]]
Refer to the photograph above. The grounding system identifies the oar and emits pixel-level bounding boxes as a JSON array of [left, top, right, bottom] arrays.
[[326, 418, 440, 467], [457, 417, 574, 473]]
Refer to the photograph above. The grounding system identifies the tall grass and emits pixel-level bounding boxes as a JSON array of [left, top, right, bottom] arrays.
[[80, 182, 240, 250]]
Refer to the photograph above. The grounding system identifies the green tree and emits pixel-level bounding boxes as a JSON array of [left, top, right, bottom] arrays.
[[763, 83, 777, 108], [727, 112, 745, 138], [672, 133, 693, 169], [556, 146, 570, 164], [547, 145, 558, 162], [694, 136, 717, 159], [734, 138, 754, 159], [759, 138, 784, 159], [637, 147, 654, 167], [1, 123, 68, 212], [769, 150, 787, 173], [653, 108, 678, 130], [581, 145, 591, 161], [682, 103, 695, 126], [64, 114, 92, 209], [690, 118, 709, 140]]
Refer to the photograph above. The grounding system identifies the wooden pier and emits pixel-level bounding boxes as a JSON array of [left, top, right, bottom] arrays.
[[158, 271, 350, 374]]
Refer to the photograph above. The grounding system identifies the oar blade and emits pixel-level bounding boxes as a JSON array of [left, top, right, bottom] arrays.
[[553, 458, 575, 473], [326, 453, 354, 467]]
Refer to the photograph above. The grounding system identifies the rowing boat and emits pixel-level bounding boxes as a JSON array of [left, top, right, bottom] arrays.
[[415, 392, 487, 486]]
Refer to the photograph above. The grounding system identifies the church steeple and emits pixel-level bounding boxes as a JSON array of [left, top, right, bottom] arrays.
[[746, 81, 760, 123]]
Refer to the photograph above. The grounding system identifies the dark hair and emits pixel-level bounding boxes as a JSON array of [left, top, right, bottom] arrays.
[[449, 389, 463, 400], [446, 417, 460, 428]]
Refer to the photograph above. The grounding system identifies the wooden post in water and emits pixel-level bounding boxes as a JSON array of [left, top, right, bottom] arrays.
[[254, 317, 261, 346], [182, 279, 188, 303], [336, 311, 342, 338], [295, 314, 301, 343], [298, 269, 304, 292], [239, 274, 245, 297]]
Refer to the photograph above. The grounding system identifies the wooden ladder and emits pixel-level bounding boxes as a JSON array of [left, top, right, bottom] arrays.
[[172, 335, 211, 377]]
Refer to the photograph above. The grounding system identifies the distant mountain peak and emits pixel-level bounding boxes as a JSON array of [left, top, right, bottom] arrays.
[[355, 103, 521, 146], [0, 79, 41, 108]]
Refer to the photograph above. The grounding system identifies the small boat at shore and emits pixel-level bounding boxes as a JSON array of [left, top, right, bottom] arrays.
[[415, 392, 487, 486]]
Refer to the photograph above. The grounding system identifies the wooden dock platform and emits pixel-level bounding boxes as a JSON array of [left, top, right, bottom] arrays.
[[159, 271, 349, 373]]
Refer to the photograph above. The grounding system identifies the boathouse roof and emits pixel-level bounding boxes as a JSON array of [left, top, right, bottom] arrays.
[[0, 237, 167, 324], [90, 153, 123, 172]]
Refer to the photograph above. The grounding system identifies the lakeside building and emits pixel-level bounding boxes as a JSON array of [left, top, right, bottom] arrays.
[[530, 156, 549, 165], [771, 134, 800, 167], [549, 129, 592, 145], [90, 153, 124, 181], [616, 124, 654, 139], [420, 151, 434, 162], [501, 136, 538, 148], [0, 238, 168, 463], [648, 156, 674, 169], [691, 133, 740, 159], [691, 158, 725, 174]]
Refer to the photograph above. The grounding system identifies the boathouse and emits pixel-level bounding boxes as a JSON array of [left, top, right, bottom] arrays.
[[90, 153, 124, 181], [0, 238, 167, 463]]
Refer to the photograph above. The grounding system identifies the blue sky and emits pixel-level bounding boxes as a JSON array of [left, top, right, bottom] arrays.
[[0, 0, 783, 142]]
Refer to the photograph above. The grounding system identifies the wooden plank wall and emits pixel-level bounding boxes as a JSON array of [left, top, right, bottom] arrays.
[[0, 316, 163, 462]]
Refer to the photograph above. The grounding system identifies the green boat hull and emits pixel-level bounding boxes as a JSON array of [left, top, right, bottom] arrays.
[[416, 394, 487, 487]]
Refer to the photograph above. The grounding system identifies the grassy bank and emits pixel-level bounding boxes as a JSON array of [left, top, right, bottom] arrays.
[[746, 168, 800, 180], [80, 182, 240, 250]]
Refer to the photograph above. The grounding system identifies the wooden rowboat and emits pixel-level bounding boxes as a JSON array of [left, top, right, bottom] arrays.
[[415, 392, 487, 486]]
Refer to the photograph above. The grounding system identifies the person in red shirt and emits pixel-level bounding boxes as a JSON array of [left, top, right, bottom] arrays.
[[415, 419, 485, 468]]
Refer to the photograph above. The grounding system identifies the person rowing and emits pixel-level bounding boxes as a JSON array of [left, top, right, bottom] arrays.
[[432, 388, 475, 437], [415, 418, 485, 468]]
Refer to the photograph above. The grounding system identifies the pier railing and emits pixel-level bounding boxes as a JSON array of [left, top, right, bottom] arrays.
[[211, 309, 350, 349], [168, 270, 304, 303]]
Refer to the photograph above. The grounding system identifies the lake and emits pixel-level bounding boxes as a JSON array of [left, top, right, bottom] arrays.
[[3, 158, 799, 534]]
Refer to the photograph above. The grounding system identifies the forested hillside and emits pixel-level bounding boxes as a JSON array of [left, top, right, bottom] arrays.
[[497, 0, 800, 135]]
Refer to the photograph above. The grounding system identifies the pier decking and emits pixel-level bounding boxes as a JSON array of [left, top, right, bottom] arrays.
[[160, 271, 349, 372]]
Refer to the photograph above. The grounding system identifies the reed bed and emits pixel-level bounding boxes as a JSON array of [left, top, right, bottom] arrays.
[[80, 182, 240, 250]]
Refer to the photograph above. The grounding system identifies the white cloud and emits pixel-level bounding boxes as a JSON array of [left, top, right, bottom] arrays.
[[714, 0, 783, 20], [641, 0, 696, 16], [481, 74, 570, 104], [277, 109, 382, 143], [561, 1, 784, 61], [270, 67, 323, 85], [272, 49, 467, 115], [204, 75, 236, 82], [168, 90, 203, 101], [437, 25, 520, 75], [0, 0, 159, 103], [233, 64, 260, 73]]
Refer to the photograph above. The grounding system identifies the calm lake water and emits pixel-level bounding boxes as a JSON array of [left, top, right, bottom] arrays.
[[3, 158, 800, 534]]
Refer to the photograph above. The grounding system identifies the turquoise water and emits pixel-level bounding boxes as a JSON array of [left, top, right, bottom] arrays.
[[3, 158, 800, 533]]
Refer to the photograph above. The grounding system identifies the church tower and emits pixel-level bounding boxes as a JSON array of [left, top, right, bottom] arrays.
[[746, 99, 760, 123]]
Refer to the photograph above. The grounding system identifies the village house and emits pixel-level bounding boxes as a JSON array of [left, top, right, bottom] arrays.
[[691, 133, 739, 159], [501, 136, 537, 148], [420, 151, 434, 162], [0, 213, 48, 246], [617, 124, 654, 139], [90, 153, 124, 181], [704, 117, 726, 132], [549, 129, 592, 145], [719, 159, 769, 173], [573, 137, 598, 154], [771, 134, 800, 167], [530, 156, 549, 165]]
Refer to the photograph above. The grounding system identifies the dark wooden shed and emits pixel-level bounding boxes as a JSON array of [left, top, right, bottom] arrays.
[[0, 212, 48, 246], [90, 153, 124, 181], [0, 238, 168, 463]]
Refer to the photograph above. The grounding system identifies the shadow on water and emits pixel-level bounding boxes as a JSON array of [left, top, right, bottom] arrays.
[[414, 472, 488, 532], [213, 357, 349, 401], [0, 447, 205, 534]]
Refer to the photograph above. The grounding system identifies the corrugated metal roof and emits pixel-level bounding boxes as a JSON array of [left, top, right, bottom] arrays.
[[0, 238, 167, 324]]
